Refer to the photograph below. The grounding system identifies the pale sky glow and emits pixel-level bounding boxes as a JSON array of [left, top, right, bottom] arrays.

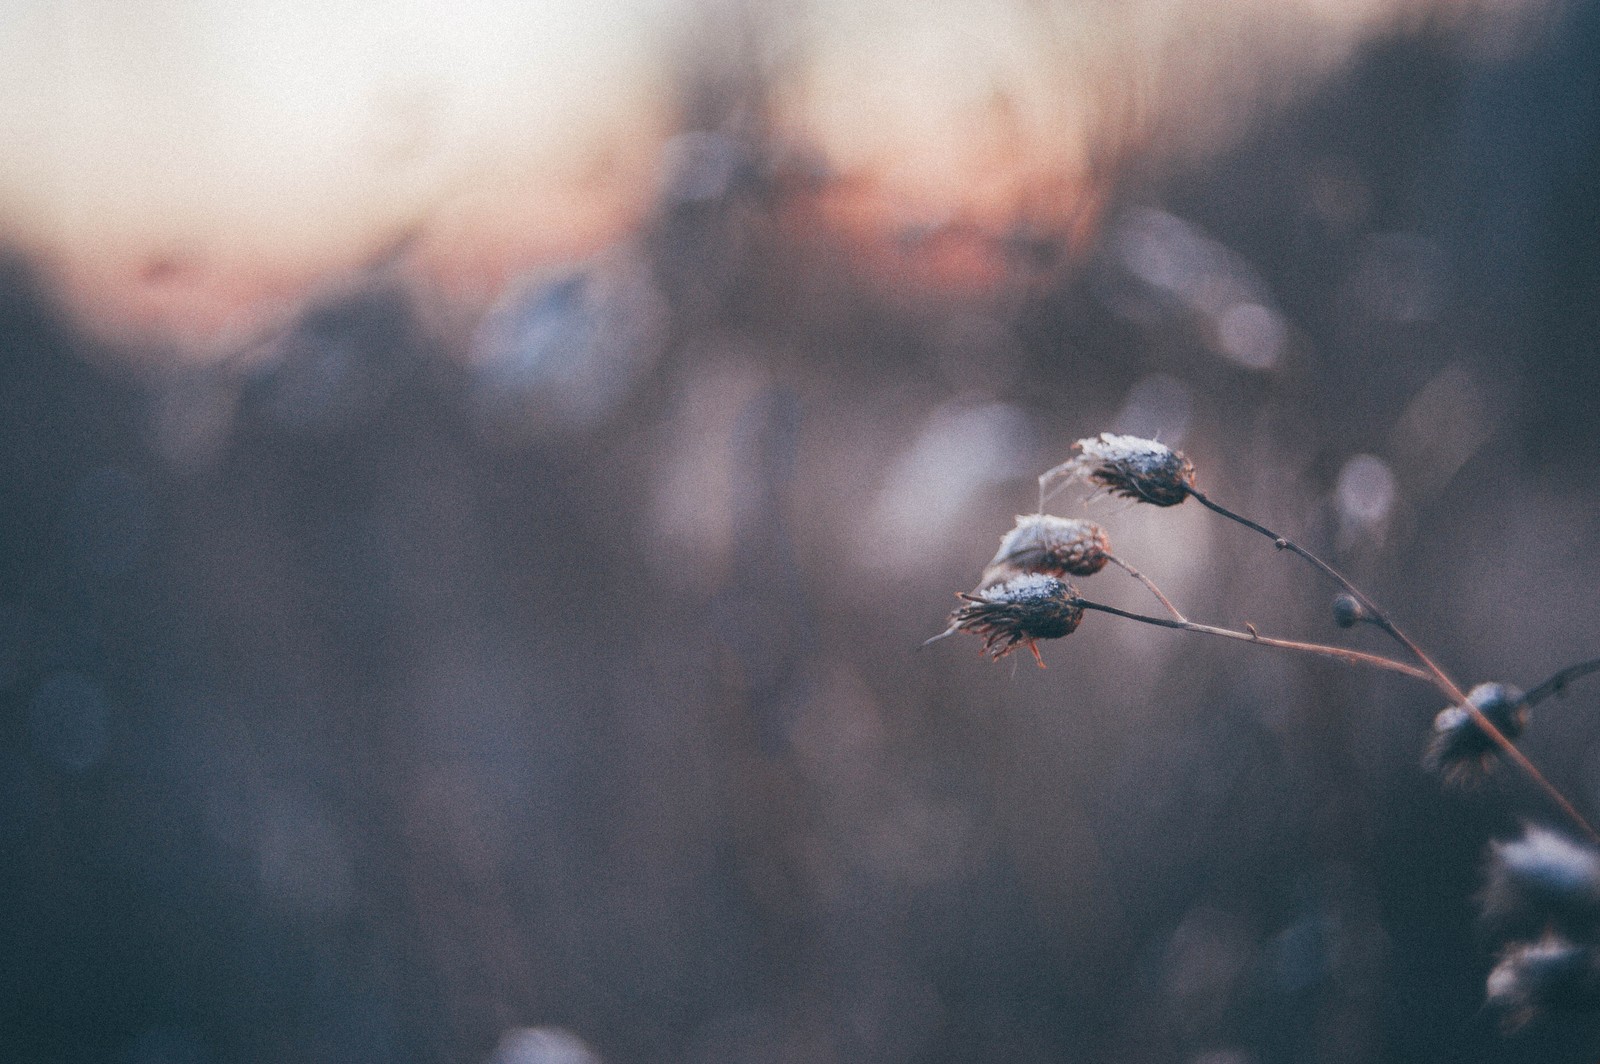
[[0, 0, 1513, 340], [801, 2, 1087, 207], [0, 0, 673, 259]]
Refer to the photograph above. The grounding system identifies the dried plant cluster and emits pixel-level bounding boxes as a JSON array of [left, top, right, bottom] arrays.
[[928, 431, 1600, 1030]]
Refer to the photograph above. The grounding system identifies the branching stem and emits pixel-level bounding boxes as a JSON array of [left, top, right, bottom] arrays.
[[1071, 598, 1432, 683], [1526, 656, 1600, 708], [1185, 487, 1600, 843], [1187, 489, 1448, 688], [1106, 554, 1186, 622]]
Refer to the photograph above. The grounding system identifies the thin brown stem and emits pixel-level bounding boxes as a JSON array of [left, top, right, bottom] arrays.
[[1037, 461, 1073, 512], [1481, 726, 1600, 844], [1187, 488, 1449, 691], [1106, 554, 1186, 622], [1185, 487, 1600, 843], [1072, 598, 1433, 683], [1525, 656, 1600, 708]]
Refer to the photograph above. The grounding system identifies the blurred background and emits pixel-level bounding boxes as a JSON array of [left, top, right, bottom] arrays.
[[4, 0, 1600, 1061]]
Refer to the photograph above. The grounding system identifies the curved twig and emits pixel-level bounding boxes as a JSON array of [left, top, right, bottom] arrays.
[[1105, 554, 1186, 622], [1071, 598, 1433, 683], [1525, 656, 1600, 708], [1184, 487, 1600, 843]]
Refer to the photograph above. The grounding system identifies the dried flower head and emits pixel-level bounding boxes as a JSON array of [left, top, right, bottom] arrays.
[[1482, 826, 1600, 936], [944, 573, 1083, 666], [1044, 433, 1196, 507], [1486, 933, 1600, 1028], [982, 514, 1111, 585], [1424, 682, 1529, 785]]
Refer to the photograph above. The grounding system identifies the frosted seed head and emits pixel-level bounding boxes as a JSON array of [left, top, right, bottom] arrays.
[[946, 573, 1083, 665], [985, 514, 1111, 581], [1483, 825, 1600, 936], [1046, 432, 1196, 507], [1424, 682, 1528, 785], [1486, 933, 1600, 1028]]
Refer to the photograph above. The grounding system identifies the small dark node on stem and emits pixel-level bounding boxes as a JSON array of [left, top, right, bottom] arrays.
[[1274, 537, 1288, 550]]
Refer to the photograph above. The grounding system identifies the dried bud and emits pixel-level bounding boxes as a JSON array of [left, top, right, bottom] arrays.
[[1044, 433, 1197, 507], [983, 514, 1111, 585], [1331, 594, 1365, 629], [945, 573, 1083, 666], [1482, 826, 1600, 937], [1424, 682, 1528, 785], [1486, 933, 1600, 1028]]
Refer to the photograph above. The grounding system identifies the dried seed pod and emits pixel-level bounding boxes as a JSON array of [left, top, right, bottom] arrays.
[[945, 573, 1083, 666], [982, 514, 1111, 585], [1482, 826, 1600, 937], [1043, 432, 1197, 507], [1424, 682, 1529, 785], [1487, 933, 1600, 1028]]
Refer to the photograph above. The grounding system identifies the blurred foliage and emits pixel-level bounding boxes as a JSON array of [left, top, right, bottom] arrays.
[[4, 6, 1600, 1063]]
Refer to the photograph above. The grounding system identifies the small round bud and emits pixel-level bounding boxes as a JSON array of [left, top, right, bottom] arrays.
[[946, 573, 1084, 665], [984, 514, 1111, 584], [1424, 682, 1529, 785], [1331, 594, 1365, 629], [1048, 433, 1196, 507]]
